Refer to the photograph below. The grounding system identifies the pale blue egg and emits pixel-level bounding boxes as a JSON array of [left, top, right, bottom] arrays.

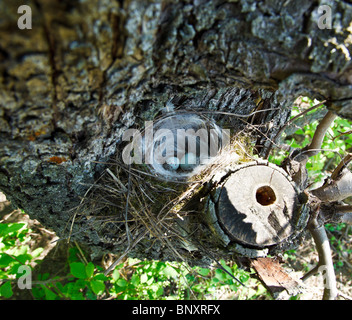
[[180, 153, 197, 171], [165, 157, 180, 171]]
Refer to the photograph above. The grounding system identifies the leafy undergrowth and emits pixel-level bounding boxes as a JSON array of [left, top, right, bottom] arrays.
[[0, 220, 268, 300], [0, 222, 43, 298]]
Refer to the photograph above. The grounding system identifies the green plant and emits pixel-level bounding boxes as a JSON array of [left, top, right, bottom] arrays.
[[30, 247, 107, 300], [325, 223, 352, 270], [187, 260, 268, 300], [0, 221, 263, 300], [107, 259, 189, 300], [0, 222, 43, 298]]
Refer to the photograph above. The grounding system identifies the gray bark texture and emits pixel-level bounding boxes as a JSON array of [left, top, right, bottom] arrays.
[[0, 0, 351, 260]]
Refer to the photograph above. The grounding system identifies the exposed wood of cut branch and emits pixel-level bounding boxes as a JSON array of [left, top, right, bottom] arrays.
[[217, 163, 300, 247]]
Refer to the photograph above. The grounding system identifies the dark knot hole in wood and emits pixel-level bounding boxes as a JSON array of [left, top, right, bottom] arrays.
[[256, 186, 277, 206]]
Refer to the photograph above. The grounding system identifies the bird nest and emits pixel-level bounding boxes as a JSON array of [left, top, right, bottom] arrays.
[[71, 112, 259, 269]]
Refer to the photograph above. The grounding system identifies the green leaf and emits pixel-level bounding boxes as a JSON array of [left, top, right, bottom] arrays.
[[229, 284, 239, 291], [0, 223, 26, 237], [93, 273, 109, 281], [140, 273, 148, 284], [68, 247, 80, 263], [0, 254, 14, 268], [155, 286, 164, 297], [64, 280, 86, 300], [116, 279, 128, 287], [39, 273, 50, 281], [219, 260, 232, 274], [214, 269, 227, 282], [32, 286, 45, 299], [8, 262, 22, 275], [43, 286, 58, 300], [146, 277, 154, 285], [111, 268, 120, 282], [197, 267, 210, 277], [69, 262, 87, 279], [161, 265, 179, 279], [131, 274, 140, 286], [0, 281, 13, 298], [90, 280, 105, 295], [15, 253, 32, 264], [85, 262, 95, 278], [239, 273, 250, 283]]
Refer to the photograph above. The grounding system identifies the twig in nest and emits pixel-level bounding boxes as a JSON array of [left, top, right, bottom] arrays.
[[102, 162, 187, 275], [104, 229, 148, 276], [124, 164, 133, 248], [74, 241, 88, 265], [106, 168, 127, 192], [197, 107, 281, 118]]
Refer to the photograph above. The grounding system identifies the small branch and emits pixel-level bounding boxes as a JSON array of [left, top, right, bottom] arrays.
[[333, 205, 352, 224], [281, 109, 336, 190], [104, 229, 147, 276], [301, 264, 319, 281], [317, 203, 352, 224], [303, 225, 338, 300], [334, 204, 352, 215], [331, 154, 352, 180], [338, 291, 352, 300], [333, 129, 352, 141], [310, 168, 352, 202], [341, 213, 352, 224], [302, 110, 337, 158], [264, 100, 326, 159]]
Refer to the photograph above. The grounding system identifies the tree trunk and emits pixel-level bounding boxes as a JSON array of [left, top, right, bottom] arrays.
[[0, 0, 351, 262]]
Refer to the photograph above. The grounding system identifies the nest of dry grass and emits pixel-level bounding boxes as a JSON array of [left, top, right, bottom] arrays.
[[67, 127, 257, 274]]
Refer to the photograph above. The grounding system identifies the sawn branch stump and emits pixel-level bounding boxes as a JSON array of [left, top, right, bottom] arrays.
[[206, 161, 308, 251]]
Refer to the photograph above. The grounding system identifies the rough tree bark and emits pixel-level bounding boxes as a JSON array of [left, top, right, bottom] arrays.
[[0, 0, 352, 267]]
